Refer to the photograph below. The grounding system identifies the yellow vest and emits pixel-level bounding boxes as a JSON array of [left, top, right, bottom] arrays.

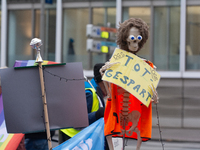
[[61, 88, 99, 137]]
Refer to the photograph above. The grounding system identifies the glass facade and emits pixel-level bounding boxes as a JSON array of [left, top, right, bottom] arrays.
[[8, 10, 32, 67], [62, 8, 89, 69], [34, 9, 56, 61], [4, 1, 199, 72], [91, 7, 116, 69], [154, 7, 180, 71], [93, 7, 116, 28], [45, 9, 56, 61], [186, 6, 200, 71], [7, 8, 56, 67], [62, 7, 116, 69]]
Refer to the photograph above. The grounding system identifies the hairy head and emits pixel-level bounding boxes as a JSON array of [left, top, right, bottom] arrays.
[[116, 18, 149, 53]]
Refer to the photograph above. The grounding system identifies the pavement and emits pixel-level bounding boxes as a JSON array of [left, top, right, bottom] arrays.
[[52, 127, 200, 149], [151, 127, 200, 142]]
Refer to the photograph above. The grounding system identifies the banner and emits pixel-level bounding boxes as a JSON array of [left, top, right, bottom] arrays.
[[53, 118, 104, 150], [14, 60, 65, 68], [0, 95, 24, 150], [102, 48, 160, 107]]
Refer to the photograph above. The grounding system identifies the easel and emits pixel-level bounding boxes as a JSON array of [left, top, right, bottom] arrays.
[[30, 38, 52, 150]]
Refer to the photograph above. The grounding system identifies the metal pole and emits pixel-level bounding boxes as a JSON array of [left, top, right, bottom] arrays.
[[167, 7, 170, 70], [1, 0, 7, 67], [180, 0, 186, 76], [88, 1, 93, 69], [31, 8, 35, 60], [40, 0, 45, 57], [122, 119, 126, 150], [116, 0, 122, 28], [180, 1, 186, 128], [150, 2, 154, 62], [55, 0, 62, 62]]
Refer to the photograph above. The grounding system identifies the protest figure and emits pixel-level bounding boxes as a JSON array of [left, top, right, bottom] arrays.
[[101, 18, 159, 150]]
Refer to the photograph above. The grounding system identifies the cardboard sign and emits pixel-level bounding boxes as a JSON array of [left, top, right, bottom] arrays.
[[112, 138, 123, 150], [102, 48, 160, 107], [0, 62, 89, 133]]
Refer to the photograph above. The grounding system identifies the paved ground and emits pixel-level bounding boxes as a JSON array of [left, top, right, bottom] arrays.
[[125, 140, 200, 150], [125, 127, 200, 150], [52, 127, 200, 149]]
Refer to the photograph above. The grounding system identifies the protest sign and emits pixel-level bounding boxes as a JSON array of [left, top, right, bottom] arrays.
[[0, 62, 88, 133], [102, 48, 160, 107]]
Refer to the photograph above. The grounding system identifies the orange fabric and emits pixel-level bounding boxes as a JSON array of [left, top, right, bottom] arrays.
[[104, 84, 121, 136], [104, 59, 154, 141], [145, 60, 154, 68]]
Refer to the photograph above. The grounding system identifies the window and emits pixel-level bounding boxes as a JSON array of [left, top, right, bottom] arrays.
[[35, 9, 56, 61], [186, 6, 200, 71], [8, 10, 32, 67], [154, 7, 180, 71], [62, 8, 89, 69], [91, 7, 116, 69]]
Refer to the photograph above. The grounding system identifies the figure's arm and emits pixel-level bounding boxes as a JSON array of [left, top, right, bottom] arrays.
[[99, 61, 120, 99], [149, 84, 159, 104], [145, 63, 159, 104]]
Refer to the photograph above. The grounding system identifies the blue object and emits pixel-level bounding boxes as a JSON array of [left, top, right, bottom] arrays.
[[130, 35, 135, 40], [53, 118, 104, 150], [137, 35, 142, 40], [97, 28, 101, 35], [97, 43, 101, 50], [45, 0, 53, 4], [101, 41, 117, 47], [25, 139, 48, 150]]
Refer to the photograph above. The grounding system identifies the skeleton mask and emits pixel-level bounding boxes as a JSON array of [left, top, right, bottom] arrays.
[[126, 27, 142, 54]]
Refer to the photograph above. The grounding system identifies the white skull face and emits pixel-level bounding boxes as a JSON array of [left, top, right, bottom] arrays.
[[126, 27, 142, 54]]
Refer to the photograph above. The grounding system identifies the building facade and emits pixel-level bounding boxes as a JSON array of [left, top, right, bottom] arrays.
[[0, 0, 200, 129]]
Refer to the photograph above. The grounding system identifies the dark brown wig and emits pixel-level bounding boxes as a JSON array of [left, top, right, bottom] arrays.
[[116, 18, 149, 53]]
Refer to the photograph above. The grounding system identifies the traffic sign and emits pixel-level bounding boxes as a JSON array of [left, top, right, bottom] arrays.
[[86, 24, 116, 40], [87, 39, 117, 53]]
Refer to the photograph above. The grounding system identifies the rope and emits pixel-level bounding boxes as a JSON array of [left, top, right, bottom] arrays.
[[156, 103, 165, 150], [40, 66, 85, 82]]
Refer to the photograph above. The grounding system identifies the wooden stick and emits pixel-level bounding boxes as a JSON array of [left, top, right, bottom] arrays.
[[38, 62, 52, 150], [122, 119, 126, 150], [106, 136, 114, 150]]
